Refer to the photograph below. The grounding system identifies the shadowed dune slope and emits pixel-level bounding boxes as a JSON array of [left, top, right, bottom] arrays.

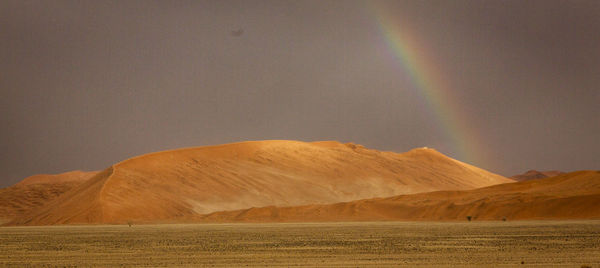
[[0, 171, 98, 223], [200, 170, 600, 222], [8, 140, 511, 225], [510, 170, 564, 181]]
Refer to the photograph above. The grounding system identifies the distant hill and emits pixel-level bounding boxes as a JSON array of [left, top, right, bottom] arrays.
[[511, 170, 564, 181], [0, 171, 98, 223], [7, 140, 511, 225], [200, 170, 600, 222]]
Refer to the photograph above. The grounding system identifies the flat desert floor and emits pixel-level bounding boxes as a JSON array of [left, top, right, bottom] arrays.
[[1, 221, 599, 267]]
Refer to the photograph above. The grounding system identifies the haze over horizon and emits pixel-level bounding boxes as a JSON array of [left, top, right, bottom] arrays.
[[1, 0, 599, 187]]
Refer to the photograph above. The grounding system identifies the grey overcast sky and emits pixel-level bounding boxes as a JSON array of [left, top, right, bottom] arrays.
[[1, 0, 599, 187]]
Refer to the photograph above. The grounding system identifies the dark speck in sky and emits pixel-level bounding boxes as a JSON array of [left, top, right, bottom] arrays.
[[231, 29, 244, 37]]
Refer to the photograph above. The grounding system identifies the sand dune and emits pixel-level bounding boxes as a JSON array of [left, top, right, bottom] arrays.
[[510, 170, 564, 181], [15, 170, 99, 186], [200, 170, 600, 222], [8, 140, 511, 225], [0, 171, 98, 223]]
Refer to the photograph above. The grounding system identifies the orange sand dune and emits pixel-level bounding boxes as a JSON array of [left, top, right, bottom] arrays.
[[200, 170, 600, 222], [8, 140, 511, 225], [0, 171, 98, 223], [510, 170, 564, 181], [15, 170, 100, 186]]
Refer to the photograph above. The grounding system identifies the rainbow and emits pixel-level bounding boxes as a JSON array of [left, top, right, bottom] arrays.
[[367, 2, 488, 167]]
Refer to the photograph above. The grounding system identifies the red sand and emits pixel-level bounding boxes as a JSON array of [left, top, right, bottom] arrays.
[[199, 170, 600, 222], [0, 171, 98, 222], [15, 170, 100, 186], [7, 140, 511, 225]]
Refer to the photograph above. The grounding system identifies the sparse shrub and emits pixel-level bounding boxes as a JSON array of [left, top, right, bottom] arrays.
[[466, 216, 472, 222], [127, 221, 133, 227], [581, 265, 591, 268], [502, 216, 507, 222]]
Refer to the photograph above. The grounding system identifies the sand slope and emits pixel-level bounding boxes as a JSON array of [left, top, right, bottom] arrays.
[[15, 170, 99, 186], [0, 171, 98, 223], [511, 170, 564, 181], [9, 140, 511, 225], [200, 170, 600, 222]]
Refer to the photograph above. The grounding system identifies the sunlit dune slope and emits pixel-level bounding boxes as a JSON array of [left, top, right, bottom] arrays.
[[15, 170, 99, 186], [510, 170, 564, 181], [9, 140, 511, 225], [0, 171, 98, 223], [200, 170, 600, 222]]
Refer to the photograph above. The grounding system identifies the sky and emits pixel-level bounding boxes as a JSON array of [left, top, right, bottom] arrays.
[[1, 0, 599, 187]]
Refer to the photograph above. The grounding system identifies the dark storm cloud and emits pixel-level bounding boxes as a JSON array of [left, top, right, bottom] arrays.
[[1, 0, 598, 186]]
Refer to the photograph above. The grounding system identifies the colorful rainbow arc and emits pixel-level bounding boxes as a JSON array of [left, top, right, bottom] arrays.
[[368, 3, 487, 167]]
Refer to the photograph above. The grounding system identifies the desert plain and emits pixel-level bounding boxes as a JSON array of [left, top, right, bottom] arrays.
[[1, 221, 599, 267]]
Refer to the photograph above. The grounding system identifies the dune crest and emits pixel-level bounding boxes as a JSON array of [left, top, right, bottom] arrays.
[[15, 170, 100, 186], [9, 140, 511, 225]]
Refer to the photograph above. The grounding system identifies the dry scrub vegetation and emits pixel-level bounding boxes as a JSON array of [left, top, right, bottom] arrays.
[[0, 221, 599, 267]]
